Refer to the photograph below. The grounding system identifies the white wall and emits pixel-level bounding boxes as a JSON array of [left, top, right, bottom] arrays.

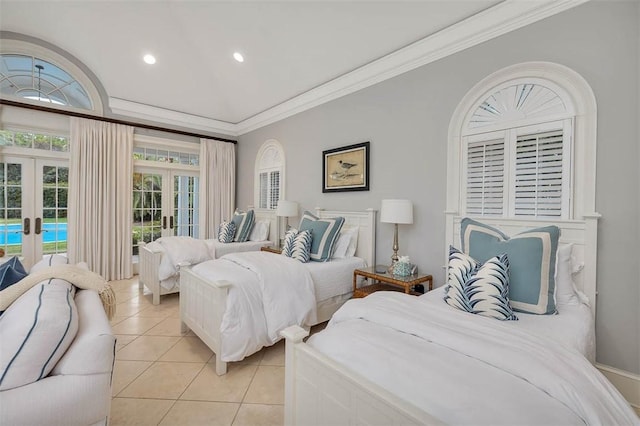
[[236, 2, 640, 374]]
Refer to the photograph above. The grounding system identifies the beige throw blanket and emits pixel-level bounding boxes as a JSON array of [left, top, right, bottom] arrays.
[[0, 265, 116, 319]]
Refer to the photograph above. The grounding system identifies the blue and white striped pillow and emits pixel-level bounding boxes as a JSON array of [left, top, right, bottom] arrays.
[[298, 211, 344, 262], [231, 209, 255, 242], [0, 280, 79, 390], [281, 228, 312, 263], [217, 221, 236, 243], [444, 246, 517, 321]]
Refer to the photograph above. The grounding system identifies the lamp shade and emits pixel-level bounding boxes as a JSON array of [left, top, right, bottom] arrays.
[[380, 199, 413, 224], [276, 200, 299, 217]]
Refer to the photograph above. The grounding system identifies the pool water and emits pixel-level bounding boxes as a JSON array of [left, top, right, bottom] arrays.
[[0, 223, 67, 245]]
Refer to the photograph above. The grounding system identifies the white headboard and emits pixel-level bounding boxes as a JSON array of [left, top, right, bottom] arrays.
[[252, 208, 279, 247], [315, 208, 377, 268], [445, 214, 599, 317]]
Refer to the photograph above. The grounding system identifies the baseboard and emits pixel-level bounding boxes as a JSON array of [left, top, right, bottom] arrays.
[[597, 363, 640, 412]]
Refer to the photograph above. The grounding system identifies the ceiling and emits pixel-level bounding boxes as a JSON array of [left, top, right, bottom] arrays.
[[0, 1, 583, 136]]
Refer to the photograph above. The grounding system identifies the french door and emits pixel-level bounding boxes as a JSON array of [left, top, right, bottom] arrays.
[[0, 156, 68, 268], [132, 167, 199, 255]]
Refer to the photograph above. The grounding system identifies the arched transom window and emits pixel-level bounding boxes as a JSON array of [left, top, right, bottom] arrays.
[[0, 38, 102, 113], [461, 78, 575, 219], [448, 62, 598, 224], [0, 54, 92, 109]]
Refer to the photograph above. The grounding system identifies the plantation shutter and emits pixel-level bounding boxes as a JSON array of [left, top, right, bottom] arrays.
[[466, 139, 505, 216], [514, 130, 563, 217], [269, 171, 280, 209], [259, 172, 268, 209]]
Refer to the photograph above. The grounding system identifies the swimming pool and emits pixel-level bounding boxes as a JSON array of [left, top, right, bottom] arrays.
[[0, 223, 67, 245]]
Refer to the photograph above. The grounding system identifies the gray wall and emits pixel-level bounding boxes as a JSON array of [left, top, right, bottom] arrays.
[[237, 2, 640, 374]]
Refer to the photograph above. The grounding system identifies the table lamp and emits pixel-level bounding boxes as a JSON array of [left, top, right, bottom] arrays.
[[380, 199, 413, 265], [276, 200, 299, 246]]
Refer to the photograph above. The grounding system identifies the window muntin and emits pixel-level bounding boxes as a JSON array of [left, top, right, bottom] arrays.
[[133, 146, 199, 166], [0, 54, 92, 110], [0, 129, 69, 152]]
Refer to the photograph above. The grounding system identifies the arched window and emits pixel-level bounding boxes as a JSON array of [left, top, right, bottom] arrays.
[[447, 62, 597, 221], [254, 140, 285, 210], [0, 39, 103, 114]]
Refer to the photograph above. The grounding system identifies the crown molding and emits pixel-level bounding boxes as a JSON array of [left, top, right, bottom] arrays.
[[109, 97, 238, 136], [106, 0, 588, 137]]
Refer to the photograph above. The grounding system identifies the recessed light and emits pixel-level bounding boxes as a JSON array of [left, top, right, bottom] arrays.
[[143, 54, 156, 65], [233, 52, 244, 63]]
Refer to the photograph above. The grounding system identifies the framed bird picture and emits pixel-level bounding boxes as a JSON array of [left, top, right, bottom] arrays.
[[322, 141, 370, 192]]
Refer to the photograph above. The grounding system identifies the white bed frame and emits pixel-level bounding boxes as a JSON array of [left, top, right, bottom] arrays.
[[180, 208, 377, 376], [282, 215, 598, 425], [139, 208, 278, 305]]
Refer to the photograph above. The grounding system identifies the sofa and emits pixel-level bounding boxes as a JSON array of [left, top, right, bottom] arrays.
[[0, 257, 116, 426]]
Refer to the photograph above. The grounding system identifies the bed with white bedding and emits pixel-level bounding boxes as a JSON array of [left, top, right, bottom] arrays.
[[138, 209, 276, 304], [180, 209, 376, 375], [281, 216, 639, 425]]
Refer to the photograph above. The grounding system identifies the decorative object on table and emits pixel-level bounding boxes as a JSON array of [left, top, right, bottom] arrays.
[[322, 141, 369, 192], [392, 255, 412, 277], [380, 199, 414, 265], [276, 200, 299, 247]]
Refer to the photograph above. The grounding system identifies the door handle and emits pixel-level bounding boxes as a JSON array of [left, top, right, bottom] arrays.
[[162, 216, 167, 229], [169, 216, 174, 229], [35, 218, 42, 235], [23, 218, 30, 235]]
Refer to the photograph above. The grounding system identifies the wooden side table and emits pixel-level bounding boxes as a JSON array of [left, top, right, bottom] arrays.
[[260, 246, 282, 254], [353, 266, 433, 298]]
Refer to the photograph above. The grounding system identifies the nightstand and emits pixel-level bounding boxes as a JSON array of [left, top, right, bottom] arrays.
[[260, 246, 282, 254], [353, 266, 432, 298]]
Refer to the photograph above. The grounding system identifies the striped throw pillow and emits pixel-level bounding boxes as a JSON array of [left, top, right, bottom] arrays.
[[281, 228, 312, 263], [298, 211, 344, 262], [231, 209, 255, 242], [0, 280, 79, 390], [218, 221, 236, 243], [444, 246, 517, 321]]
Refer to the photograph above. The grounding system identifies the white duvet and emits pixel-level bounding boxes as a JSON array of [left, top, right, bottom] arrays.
[[309, 292, 638, 425], [192, 252, 317, 361], [146, 237, 212, 283]]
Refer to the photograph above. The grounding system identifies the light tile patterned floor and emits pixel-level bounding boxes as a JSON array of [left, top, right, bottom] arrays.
[[108, 277, 291, 426]]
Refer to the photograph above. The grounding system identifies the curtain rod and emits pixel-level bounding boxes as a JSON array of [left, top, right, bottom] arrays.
[[0, 99, 237, 144]]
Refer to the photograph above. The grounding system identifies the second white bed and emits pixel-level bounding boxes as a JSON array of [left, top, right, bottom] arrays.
[[190, 253, 365, 363], [180, 209, 377, 375]]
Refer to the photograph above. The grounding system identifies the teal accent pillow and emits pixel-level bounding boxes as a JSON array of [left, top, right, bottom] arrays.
[[444, 246, 517, 321], [298, 211, 344, 262], [460, 218, 560, 315], [0, 257, 28, 291], [231, 209, 255, 242]]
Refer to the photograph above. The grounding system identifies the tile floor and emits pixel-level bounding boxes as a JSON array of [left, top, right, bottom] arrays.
[[109, 277, 302, 426]]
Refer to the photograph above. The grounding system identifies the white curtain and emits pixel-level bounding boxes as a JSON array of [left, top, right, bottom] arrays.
[[68, 117, 133, 281], [199, 139, 236, 238]]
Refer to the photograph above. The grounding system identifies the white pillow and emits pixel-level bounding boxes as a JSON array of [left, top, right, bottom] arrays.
[[249, 220, 270, 242], [0, 280, 79, 390], [332, 226, 359, 259], [30, 254, 70, 274], [555, 243, 585, 306]]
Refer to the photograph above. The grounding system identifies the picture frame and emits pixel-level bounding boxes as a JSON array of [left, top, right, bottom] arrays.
[[322, 141, 370, 193]]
